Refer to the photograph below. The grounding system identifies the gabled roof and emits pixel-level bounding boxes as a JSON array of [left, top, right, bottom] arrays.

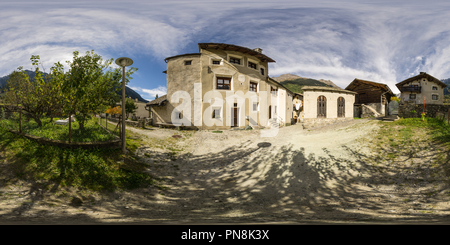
[[302, 86, 357, 94], [146, 94, 167, 106], [395, 72, 446, 89], [198, 43, 276, 63], [164, 53, 201, 63], [346, 78, 394, 96]]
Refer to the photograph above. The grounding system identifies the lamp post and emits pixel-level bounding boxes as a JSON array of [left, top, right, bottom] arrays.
[[115, 57, 133, 154]]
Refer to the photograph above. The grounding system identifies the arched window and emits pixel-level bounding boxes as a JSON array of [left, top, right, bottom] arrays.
[[337, 97, 345, 117], [317, 96, 326, 118]]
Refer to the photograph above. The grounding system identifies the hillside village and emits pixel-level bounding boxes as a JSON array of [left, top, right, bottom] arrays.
[[144, 42, 449, 130]]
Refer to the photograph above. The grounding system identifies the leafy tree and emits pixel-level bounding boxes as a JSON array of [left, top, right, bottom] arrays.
[[125, 97, 138, 119], [62, 50, 137, 130], [3, 63, 48, 126]]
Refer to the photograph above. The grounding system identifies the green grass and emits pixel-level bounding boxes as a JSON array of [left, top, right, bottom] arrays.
[[0, 125, 154, 191], [212, 131, 223, 133], [0, 116, 116, 142]]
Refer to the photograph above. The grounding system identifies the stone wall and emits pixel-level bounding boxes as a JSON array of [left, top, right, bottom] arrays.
[[302, 117, 353, 129], [398, 101, 450, 118]]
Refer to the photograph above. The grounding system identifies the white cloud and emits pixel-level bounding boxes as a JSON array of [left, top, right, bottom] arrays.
[[129, 86, 167, 101]]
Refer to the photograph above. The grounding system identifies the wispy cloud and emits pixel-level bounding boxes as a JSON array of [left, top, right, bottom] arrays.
[[129, 86, 167, 101]]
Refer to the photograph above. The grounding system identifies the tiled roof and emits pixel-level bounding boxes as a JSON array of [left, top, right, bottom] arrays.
[[302, 86, 357, 94], [198, 43, 276, 63], [396, 72, 446, 89], [146, 94, 167, 105]]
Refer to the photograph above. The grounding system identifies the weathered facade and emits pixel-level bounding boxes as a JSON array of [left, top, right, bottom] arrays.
[[396, 72, 446, 105], [302, 86, 356, 129], [146, 43, 295, 129], [345, 78, 394, 117]]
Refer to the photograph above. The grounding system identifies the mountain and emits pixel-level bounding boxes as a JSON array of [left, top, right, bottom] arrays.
[[271, 73, 340, 94], [116, 86, 149, 103], [442, 78, 450, 95], [0, 70, 148, 103]]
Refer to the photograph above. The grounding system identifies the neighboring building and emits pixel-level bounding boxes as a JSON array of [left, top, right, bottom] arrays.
[[302, 86, 356, 129], [345, 78, 395, 116], [146, 43, 295, 129], [396, 72, 446, 105]]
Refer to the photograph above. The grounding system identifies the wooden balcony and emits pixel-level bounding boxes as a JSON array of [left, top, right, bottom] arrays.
[[400, 86, 421, 92]]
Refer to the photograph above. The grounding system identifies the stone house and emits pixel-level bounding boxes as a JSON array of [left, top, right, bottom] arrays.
[[302, 86, 356, 129], [396, 72, 446, 105], [345, 78, 394, 117], [145, 43, 295, 130]]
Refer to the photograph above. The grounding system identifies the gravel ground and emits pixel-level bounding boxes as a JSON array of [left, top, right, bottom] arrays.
[[2, 118, 450, 224]]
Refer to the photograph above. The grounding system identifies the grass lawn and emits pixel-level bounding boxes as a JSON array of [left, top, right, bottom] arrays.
[[0, 116, 116, 142], [0, 117, 154, 191]]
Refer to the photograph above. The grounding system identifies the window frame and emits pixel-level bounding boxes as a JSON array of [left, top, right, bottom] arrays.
[[432, 94, 438, 100], [229, 57, 241, 65], [432, 86, 438, 91], [216, 77, 232, 90], [260, 67, 265, 76], [249, 81, 258, 92], [212, 107, 221, 119], [184, 60, 192, 65], [270, 86, 278, 96], [248, 61, 257, 69], [253, 102, 259, 112]]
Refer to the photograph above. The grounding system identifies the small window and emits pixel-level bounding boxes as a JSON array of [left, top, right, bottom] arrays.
[[432, 86, 438, 90], [248, 61, 257, 69], [229, 57, 240, 65], [253, 102, 258, 111], [249, 82, 257, 92], [409, 94, 416, 99], [212, 60, 220, 65], [177, 112, 183, 119], [260, 68, 265, 75], [271, 86, 278, 95], [234, 103, 238, 107], [185, 61, 192, 65], [274, 106, 277, 114], [212, 108, 221, 118], [217, 77, 231, 90], [432, 94, 438, 100]]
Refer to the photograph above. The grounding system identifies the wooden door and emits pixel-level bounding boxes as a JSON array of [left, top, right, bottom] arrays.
[[232, 108, 238, 127], [317, 96, 326, 118], [337, 97, 345, 117]]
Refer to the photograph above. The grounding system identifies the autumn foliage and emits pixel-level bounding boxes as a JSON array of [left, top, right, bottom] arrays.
[[105, 106, 122, 115]]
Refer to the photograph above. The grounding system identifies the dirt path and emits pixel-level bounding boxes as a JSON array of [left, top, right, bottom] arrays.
[[2, 119, 450, 224]]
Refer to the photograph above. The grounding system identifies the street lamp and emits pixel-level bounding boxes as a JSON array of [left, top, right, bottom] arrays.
[[115, 57, 133, 154]]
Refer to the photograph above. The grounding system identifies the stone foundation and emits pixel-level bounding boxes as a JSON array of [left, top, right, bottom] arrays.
[[398, 101, 450, 118], [302, 117, 353, 129]]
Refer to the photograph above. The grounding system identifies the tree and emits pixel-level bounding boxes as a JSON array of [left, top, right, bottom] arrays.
[[62, 50, 137, 130], [125, 97, 138, 119], [3, 62, 48, 126]]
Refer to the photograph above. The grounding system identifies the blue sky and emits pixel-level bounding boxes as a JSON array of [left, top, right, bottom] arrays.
[[1, 0, 450, 100]]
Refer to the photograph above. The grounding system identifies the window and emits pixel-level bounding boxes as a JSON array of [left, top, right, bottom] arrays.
[[217, 77, 231, 90], [249, 82, 258, 92], [248, 61, 257, 69], [432, 86, 438, 90], [185, 61, 191, 65], [212, 108, 221, 118], [253, 102, 258, 111], [260, 68, 265, 75], [178, 112, 183, 119], [317, 96, 326, 118], [337, 97, 345, 118], [271, 86, 278, 95], [409, 94, 416, 99], [212, 60, 220, 65], [432, 94, 438, 100], [229, 57, 240, 65], [274, 106, 277, 114]]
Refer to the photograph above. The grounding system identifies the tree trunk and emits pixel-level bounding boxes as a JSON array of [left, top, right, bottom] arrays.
[[33, 116, 42, 127]]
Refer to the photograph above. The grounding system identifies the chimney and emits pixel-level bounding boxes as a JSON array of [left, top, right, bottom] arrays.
[[253, 48, 263, 53]]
